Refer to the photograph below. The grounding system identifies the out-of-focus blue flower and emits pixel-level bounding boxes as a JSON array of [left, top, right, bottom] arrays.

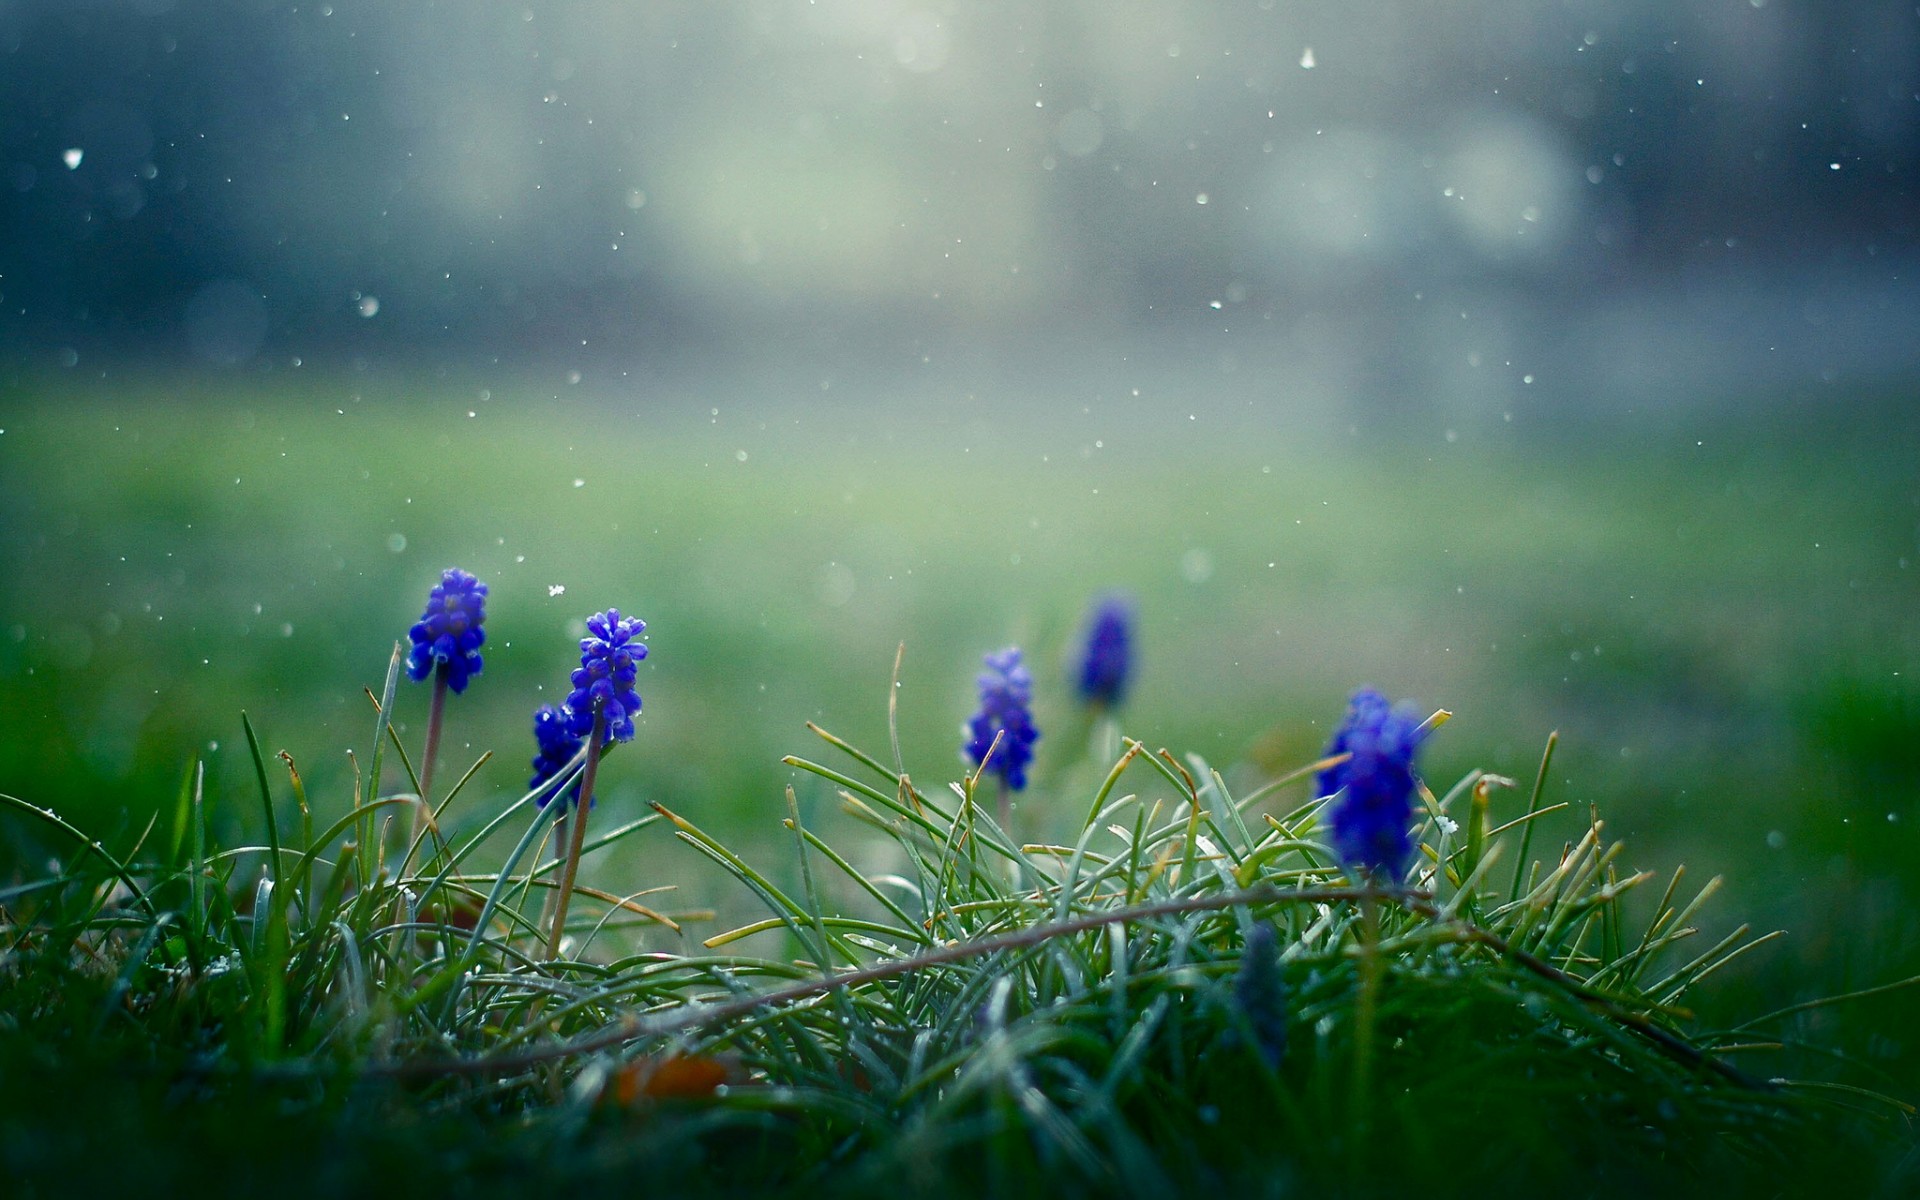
[[1075, 594, 1135, 709], [964, 647, 1040, 791], [529, 704, 586, 810], [565, 609, 647, 742], [1233, 923, 1288, 1070], [1319, 688, 1428, 880], [406, 568, 488, 693]]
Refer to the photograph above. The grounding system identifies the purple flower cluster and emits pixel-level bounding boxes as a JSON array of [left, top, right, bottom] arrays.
[[1075, 594, 1135, 709], [1319, 688, 1428, 881], [406, 568, 488, 693], [964, 647, 1040, 791], [564, 609, 647, 743], [528, 703, 585, 810]]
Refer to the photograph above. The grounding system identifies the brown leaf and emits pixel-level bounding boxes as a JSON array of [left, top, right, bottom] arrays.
[[605, 1053, 744, 1106]]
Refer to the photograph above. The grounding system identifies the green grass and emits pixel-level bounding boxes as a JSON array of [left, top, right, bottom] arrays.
[[2, 371, 1919, 1189], [2, 644, 1912, 1196]]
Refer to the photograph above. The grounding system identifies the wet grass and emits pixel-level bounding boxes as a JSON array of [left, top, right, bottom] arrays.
[[1, 649, 1913, 1196], [1, 370, 1919, 1189]]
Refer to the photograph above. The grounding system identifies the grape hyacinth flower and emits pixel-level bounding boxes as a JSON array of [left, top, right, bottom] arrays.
[[1318, 688, 1429, 882], [406, 567, 488, 693], [1075, 594, 1135, 710], [528, 703, 585, 811], [548, 607, 647, 958], [402, 567, 487, 827], [564, 609, 647, 743], [964, 647, 1040, 792], [1233, 923, 1288, 1070]]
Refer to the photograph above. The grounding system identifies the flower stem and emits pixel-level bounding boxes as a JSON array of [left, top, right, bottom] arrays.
[[1089, 707, 1120, 765], [547, 704, 606, 960], [412, 661, 449, 848], [1351, 889, 1382, 1174], [537, 811, 567, 935]]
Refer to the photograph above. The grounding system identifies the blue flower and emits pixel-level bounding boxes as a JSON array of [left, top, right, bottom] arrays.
[[1319, 688, 1428, 880], [406, 568, 488, 693], [1075, 594, 1135, 709], [964, 647, 1040, 791], [565, 609, 647, 742], [1233, 923, 1288, 1070], [529, 704, 585, 810]]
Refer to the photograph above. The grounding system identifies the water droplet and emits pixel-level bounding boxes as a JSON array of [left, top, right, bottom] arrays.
[[357, 295, 379, 317], [62, 148, 83, 170], [387, 533, 407, 553], [548, 584, 566, 597], [572, 478, 585, 488], [1299, 46, 1315, 69]]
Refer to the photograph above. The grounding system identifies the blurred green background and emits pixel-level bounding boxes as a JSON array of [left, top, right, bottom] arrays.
[[3, 0, 1919, 1101]]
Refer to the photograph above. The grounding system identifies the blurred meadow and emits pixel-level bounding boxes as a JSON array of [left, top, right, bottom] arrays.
[[3, 0, 1920, 1142]]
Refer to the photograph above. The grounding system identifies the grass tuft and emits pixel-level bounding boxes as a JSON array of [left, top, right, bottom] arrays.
[[0, 658, 1914, 1198]]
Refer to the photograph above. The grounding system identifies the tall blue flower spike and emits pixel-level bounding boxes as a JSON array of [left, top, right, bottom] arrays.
[[1075, 594, 1135, 710], [528, 703, 586, 810], [964, 647, 1040, 791], [406, 567, 488, 693], [565, 609, 647, 742], [1319, 688, 1429, 881]]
